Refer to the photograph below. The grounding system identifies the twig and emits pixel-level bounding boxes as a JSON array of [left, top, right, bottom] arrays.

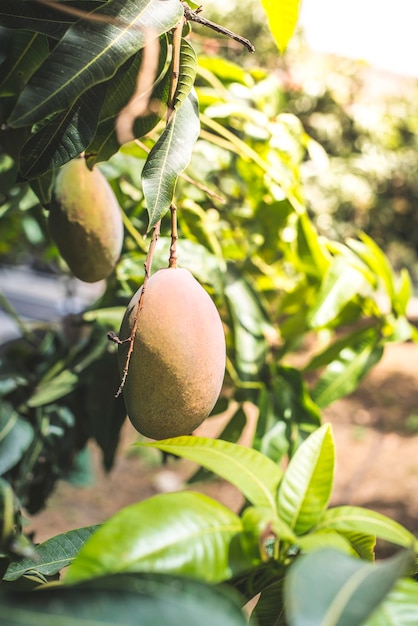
[[182, 2, 255, 53], [108, 221, 161, 397]]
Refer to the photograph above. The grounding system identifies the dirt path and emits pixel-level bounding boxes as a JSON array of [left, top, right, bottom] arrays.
[[28, 341, 418, 548]]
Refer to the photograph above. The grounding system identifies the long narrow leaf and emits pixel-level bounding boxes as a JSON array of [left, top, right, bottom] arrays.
[[276, 424, 334, 534], [1, 572, 248, 626], [365, 577, 418, 626], [307, 256, 369, 329], [8, 0, 183, 128], [66, 492, 245, 584], [0, 32, 49, 97], [347, 233, 396, 301], [0, 418, 33, 475], [311, 328, 383, 408], [142, 90, 200, 229], [250, 579, 286, 626], [285, 548, 414, 626], [173, 38, 198, 109], [140, 436, 282, 513], [314, 506, 417, 550], [0, 0, 80, 38], [19, 81, 106, 178], [224, 271, 274, 381], [4, 525, 100, 581]]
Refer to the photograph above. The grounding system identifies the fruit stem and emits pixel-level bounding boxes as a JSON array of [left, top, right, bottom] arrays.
[[169, 203, 178, 268], [113, 221, 161, 397]]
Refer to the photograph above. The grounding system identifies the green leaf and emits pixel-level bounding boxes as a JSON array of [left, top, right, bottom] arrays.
[[254, 368, 321, 463], [86, 40, 169, 165], [250, 579, 286, 626], [297, 530, 354, 556], [0, 417, 34, 475], [4, 525, 100, 581], [142, 90, 200, 229], [1, 572, 248, 626], [277, 424, 335, 535], [0, 31, 49, 97], [347, 233, 395, 301], [8, 0, 183, 128], [82, 349, 127, 471], [173, 38, 198, 110], [19, 81, 106, 179], [224, 271, 272, 381], [365, 577, 418, 626], [140, 436, 282, 512], [0, 1, 105, 39], [307, 256, 369, 329], [296, 213, 330, 279], [341, 531, 376, 562], [0, 478, 16, 549], [260, 0, 302, 53], [311, 328, 383, 408], [65, 492, 245, 584], [305, 325, 378, 372], [187, 407, 247, 484], [28, 369, 79, 408], [198, 56, 249, 86], [82, 306, 125, 326], [285, 548, 414, 626], [393, 268, 412, 317], [314, 506, 416, 550], [254, 389, 290, 463], [28, 169, 53, 205]]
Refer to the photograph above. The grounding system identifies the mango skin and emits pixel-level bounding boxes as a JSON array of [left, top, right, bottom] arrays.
[[49, 158, 123, 283], [117, 267, 226, 439]]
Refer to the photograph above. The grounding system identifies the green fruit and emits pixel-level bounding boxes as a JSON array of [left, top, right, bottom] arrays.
[[117, 267, 226, 439], [49, 158, 123, 283]]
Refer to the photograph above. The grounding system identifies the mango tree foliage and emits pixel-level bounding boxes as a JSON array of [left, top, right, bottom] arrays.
[[0, 2, 417, 624]]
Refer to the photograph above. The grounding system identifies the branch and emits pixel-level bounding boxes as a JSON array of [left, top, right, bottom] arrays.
[[182, 2, 255, 53]]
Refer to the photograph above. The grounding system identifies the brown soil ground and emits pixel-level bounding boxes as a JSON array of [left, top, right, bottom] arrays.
[[28, 341, 418, 551]]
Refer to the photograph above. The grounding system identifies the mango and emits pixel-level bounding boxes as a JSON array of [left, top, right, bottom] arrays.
[[49, 158, 123, 283], [117, 267, 226, 439]]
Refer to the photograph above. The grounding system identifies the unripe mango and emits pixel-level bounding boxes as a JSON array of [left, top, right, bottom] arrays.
[[49, 158, 123, 283], [117, 267, 226, 439]]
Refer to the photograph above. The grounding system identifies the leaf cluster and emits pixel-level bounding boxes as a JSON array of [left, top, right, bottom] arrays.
[[2, 426, 418, 624]]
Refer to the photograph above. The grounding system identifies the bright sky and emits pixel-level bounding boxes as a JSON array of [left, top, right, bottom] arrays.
[[300, 0, 418, 77]]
